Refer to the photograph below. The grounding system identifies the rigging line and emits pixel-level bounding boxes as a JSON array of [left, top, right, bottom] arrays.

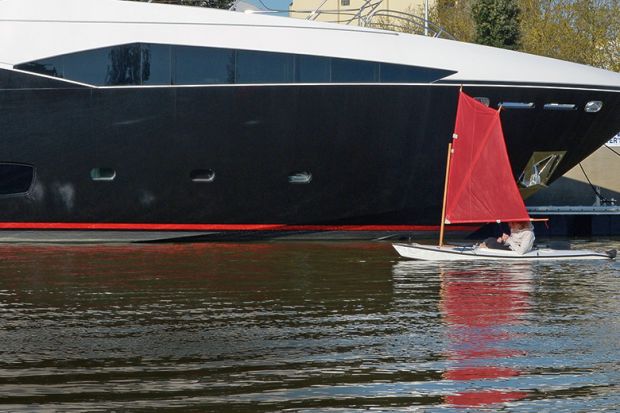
[[604, 144, 620, 158], [578, 162, 608, 203], [256, 0, 279, 11]]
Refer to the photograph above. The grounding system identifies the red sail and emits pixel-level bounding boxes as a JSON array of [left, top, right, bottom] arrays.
[[444, 92, 529, 224]]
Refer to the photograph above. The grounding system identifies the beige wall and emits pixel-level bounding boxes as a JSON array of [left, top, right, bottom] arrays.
[[289, 0, 434, 24], [528, 144, 620, 206], [563, 146, 620, 194]]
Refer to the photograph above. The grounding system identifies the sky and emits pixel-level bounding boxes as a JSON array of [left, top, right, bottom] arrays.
[[247, 0, 292, 12]]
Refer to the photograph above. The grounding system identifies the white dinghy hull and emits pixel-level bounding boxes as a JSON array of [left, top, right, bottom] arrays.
[[392, 243, 616, 261]]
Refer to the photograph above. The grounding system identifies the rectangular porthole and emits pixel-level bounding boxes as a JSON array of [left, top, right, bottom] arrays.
[[474, 97, 490, 107], [191, 169, 215, 182], [288, 172, 312, 184], [498, 102, 535, 109], [0, 163, 35, 195], [544, 103, 577, 111], [90, 168, 116, 181]]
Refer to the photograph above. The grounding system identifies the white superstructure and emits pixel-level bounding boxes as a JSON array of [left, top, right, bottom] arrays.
[[1, 0, 619, 89]]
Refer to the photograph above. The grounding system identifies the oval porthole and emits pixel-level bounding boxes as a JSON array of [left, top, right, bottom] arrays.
[[191, 169, 215, 182], [90, 168, 116, 181], [498, 102, 535, 109], [288, 171, 312, 184], [544, 103, 576, 111], [584, 101, 603, 113]]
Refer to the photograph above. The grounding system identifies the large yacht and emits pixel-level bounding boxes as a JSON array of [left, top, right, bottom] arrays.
[[0, 0, 619, 241]]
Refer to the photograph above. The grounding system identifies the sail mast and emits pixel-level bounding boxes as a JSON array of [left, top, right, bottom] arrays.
[[439, 142, 453, 247]]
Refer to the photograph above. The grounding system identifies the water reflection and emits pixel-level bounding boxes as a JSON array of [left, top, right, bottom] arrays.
[[440, 263, 531, 407], [392, 261, 533, 408]]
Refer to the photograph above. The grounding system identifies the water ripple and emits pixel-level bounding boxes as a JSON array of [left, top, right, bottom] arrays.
[[0, 241, 618, 411]]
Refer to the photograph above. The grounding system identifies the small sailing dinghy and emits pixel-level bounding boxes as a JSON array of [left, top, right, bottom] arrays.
[[393, 91, 616, 261], [393, 243, 615, 261]]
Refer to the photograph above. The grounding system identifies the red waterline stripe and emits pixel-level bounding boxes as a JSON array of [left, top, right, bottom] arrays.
[[0, 222, 477, 231]]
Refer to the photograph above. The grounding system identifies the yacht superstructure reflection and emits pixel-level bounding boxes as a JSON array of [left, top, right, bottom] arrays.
[[0, 0, 619, 241]]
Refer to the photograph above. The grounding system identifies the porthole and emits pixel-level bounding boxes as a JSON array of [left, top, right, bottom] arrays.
[[544, 103, 576, 111], [191, 169, 216, 182], [474, 97, 490, 107], [498, 102, 535, 109], [0, 163, 35, 195], [288, 171, 312, 184], [584, 101, 603, 113], [90, 168, 116, 181]]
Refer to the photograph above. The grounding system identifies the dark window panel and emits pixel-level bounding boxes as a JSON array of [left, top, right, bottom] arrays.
[[61, 47, 112, 85], [174, 46, 234, 85], [236, 50, 294, 84], [380, 63, 454, 83], [15, 43, 453, 86], [142, 44, 172, 85], [332, 58, 379, 82], [105, 44, 143, 86], [15, 56, 64, 78], [0, 164, 34, 195], [296, 55, 331, 83]]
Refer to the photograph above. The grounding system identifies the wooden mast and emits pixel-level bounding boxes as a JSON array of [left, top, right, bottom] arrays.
[[439, 142, 453, 247]]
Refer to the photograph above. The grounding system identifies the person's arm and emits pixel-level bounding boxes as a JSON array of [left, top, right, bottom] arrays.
[[506, 231, 535, 254]]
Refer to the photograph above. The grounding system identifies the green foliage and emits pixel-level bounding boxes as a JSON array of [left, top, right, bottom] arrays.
[[519, 0, 620, 72], [471, 0, 521, 49], [429, 0, 476, 43], [431, 0, 618, 71]]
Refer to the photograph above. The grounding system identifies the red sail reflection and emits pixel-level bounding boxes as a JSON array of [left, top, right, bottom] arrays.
[[440, 266, 530, 407]]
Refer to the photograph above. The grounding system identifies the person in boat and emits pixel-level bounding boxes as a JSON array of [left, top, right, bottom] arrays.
[[482, 221, 535, 254]]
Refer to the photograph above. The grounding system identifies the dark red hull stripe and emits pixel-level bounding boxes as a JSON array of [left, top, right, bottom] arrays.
[[0, 222, 477, 231]]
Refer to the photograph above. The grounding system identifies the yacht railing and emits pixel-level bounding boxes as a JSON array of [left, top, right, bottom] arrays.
[[361, 9, 455, 39], [241, 0, 454, 39], [133, 0, 455, 40]]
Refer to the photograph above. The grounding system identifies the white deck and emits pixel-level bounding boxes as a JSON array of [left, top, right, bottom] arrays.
[[0, 0, 619, 89]]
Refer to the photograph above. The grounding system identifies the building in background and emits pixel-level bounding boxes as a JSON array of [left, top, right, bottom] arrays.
[[289, 0, 435, 26], [528, 134, 620, 207], [526, 133, 620, 236]]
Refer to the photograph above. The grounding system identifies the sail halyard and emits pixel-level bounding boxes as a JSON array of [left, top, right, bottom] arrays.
[[444, 91, 530, 225]]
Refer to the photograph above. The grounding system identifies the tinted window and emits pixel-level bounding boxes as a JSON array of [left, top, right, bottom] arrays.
[[380, 63, 454, 83], [236, 50, 294, 83], [0, 164, 34, 195], [19, 44, 169, 86], [174, 46, 234, 85], [142, 44, 172, 85], [332, 58, 379, 82], [62, 47, 115, 85], [16, 56, 63, 78], [296, 55, 331, 82], [106, 44, 144, 85], [16, 43, 454, 86]]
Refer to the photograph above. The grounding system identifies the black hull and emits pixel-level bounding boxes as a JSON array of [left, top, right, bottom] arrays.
[[1, 69, 619, 240]]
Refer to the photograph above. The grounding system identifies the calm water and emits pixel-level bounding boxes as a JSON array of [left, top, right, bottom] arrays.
[[0, 241, 619, 412]]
